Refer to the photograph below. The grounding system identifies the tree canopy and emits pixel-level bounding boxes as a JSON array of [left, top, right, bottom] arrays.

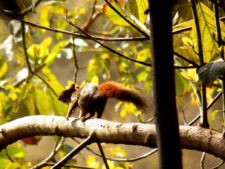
[[0, 0, 225, 168]]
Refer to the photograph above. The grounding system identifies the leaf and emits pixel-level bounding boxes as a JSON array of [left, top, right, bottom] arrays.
[[90, 75, 99, 85], [48, 89, 67, 116], [128, 0, 148, 23], [137, 71, 148, 82], [136, 48, 150, 62], [209, 110, 220, 130], [34, 88, 51, 115], [45, 40, 69, 66], [195, 2, 220, 62], [103, 1, 130, 26], [0, 59, 7, 78], [197, 59, 225, 83], [182, 37, 193, 47], [87, 59, 98, 81], [41, 67, 64, 95], [86, 156, 100, 168], [16, 88, 36, 117], [0, 144, 25, 159], [176, 70, 190, 96], [180, 68, 199, 82]]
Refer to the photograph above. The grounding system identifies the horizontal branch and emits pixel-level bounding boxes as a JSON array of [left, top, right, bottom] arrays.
[[0, 115, 224, 159]]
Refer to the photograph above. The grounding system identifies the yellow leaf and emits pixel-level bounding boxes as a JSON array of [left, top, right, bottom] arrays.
[[180, 68, 198, 82], [86, 156, 100, 168]]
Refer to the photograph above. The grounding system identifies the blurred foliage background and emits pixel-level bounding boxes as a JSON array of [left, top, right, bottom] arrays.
[[0, 0, 225, 168]]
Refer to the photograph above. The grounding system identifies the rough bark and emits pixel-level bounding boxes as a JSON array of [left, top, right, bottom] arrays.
[[0, 115, 224, 159]]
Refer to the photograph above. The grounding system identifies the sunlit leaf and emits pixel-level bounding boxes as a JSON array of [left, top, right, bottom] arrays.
[[45, 40, 69, 66], [209, 110, 221, 130], [176, 70, 190, 96], [195, 2, 220, 62], [0, 59, 7, 78], [182, 37, 193, 47], [120, 102, 137, 118], [34, 88, 51, 115], [103, 0, 130, 26], [0, 158, 11, 169], [90, 75, 99, 85], [41, 67, 64, 95], [86, 156, 100, 168], [17, 90, 36, 117], [180, 68, 198, 82], [87, 59, 98, 81], [136, 48, 150, 62], [0, 144, 25, 159], [128, 0, 148, 23], [137, 71, 148, 82], [48, 89, 67, 116]]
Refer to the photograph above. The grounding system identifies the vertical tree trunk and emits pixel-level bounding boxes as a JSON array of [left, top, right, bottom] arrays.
[[148, 1, 182, 168]]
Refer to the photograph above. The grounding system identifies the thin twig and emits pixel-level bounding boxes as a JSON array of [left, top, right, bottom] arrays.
[[211, 160, 225, 169], [31, 137, 65, 169], [42, 162, 96, 169], [214, 2, 225, 136], [187, 91, 222, 126], [5, 148, 15, 162], [72, 137, 157, 162], [200, 152, 206, 169], [104, 0, 150, 38], [97, 142, 109, 169], [51, 132, 94, 169], [191, 0, 208, 128], [21, 22, 33, 73], [66, 19, 151, 67], [174, 51, 199, 67], [21, 19, 57, 96], [82, 0, 98, 31], [72, 36, 79, 82]]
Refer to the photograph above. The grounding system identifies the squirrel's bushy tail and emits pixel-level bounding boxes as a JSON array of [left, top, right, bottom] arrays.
[[98, 81, 148, 111]]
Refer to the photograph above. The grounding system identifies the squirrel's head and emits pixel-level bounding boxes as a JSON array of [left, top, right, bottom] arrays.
[[58, 83, 79, 103]]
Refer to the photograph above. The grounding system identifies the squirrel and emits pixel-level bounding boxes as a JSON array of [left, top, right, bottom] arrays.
[[58, 81, 147, 121]]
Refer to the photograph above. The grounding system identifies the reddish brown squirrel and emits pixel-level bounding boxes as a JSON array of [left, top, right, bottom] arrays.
[[58, 81, 147, 121]]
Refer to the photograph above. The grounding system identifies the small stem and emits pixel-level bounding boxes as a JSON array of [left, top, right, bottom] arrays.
[[191, 0, 208, 127], [200, 152, 206, 169], [104, 0, 150, 38], [72, 36, 79, 82], [97, 142, 109, 169], [52, 133, 94, 169], [31, 137, 65, 169], [66, 19, 151, 67]]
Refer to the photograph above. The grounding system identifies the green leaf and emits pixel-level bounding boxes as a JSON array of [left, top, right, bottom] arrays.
[[87, 59, 98, 81], [0, 158, 11, 169], [195, 2, 220, 62], [176, 70, 190, 96], [137, 71, 148, 82], [128, 0, 148, 23], [16, 87, 36, 117], [45, 40, 69, 66], [41, 67, 64, 95], [0, 61, 7, 79], [209, 109, 221, 129], [0, 144, 25, 159], [34, 88, 51, 115], [48, 89, 67, 116], [103, 1, 130, 26], [136, 48, 150, 62]]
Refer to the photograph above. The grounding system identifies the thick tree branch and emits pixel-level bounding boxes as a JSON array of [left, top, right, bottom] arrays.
[[0, 115, 225, 159]]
